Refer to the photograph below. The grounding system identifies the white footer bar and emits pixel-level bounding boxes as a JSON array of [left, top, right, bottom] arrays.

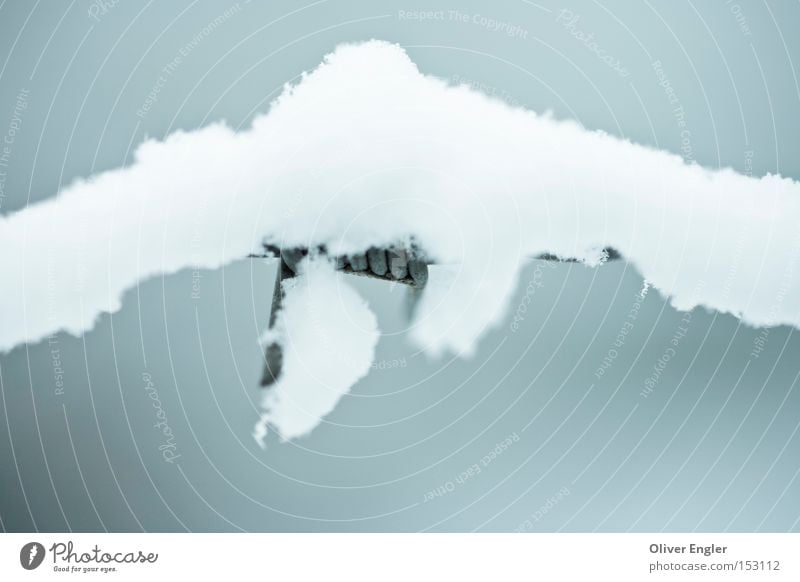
[[1, 533, 797, 580]]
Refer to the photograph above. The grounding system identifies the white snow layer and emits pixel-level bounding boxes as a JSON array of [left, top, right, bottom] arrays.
[[1, 40, 799, 433], [253, 258, 378, 443]]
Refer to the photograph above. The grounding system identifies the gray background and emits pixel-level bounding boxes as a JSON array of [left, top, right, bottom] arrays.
[[1, 0, 799, 532]]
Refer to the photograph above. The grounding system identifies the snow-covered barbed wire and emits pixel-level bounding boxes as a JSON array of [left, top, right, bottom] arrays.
[[1, 40, 798, 438]]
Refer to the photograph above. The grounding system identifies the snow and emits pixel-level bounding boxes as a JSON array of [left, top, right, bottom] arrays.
[[0, 40, 799, 438], [253, 257, 378, 443]]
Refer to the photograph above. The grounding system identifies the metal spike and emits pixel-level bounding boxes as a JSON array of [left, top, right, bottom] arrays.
[[388, 248, 408, 279], [367, 248, 388, 276], [348, 253, 368, 271]]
